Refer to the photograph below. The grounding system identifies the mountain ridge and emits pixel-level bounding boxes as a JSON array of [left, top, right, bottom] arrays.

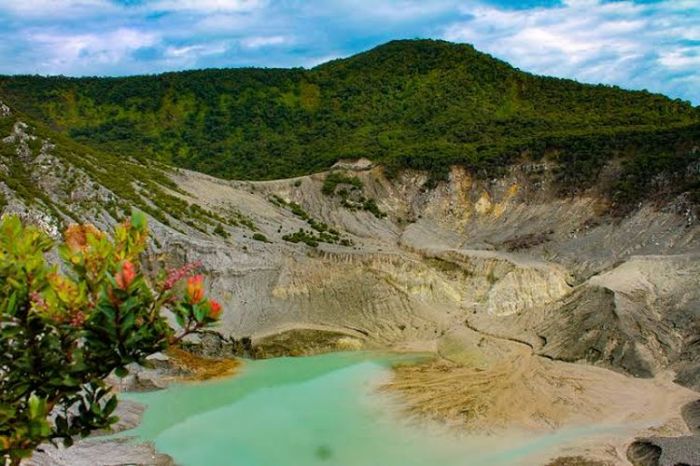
[[0, 39, 698, 211]]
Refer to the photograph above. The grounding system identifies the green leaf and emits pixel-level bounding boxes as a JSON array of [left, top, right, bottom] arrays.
[[120, 296, 141, 314], [6, 291, 18, 315], [193, 304, 206, 323], [121, 311, 136, 332], [131, 210, 147, 230], [104, 396, 118, 415], [28, 395, 47, 419]]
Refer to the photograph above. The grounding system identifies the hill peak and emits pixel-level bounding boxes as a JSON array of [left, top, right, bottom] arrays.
[[314, 38, 506, 75]]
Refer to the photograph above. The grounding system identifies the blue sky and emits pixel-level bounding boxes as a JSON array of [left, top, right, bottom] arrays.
[[0, 0, 698, 104]]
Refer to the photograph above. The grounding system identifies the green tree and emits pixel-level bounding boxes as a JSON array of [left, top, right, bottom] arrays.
[[0, 212, 223, 465]]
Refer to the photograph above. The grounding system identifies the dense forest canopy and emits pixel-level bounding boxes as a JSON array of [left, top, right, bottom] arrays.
[[1, 39, 699, 205]]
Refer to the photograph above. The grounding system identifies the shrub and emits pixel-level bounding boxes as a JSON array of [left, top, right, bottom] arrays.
[[213, 223, 229, 238], [321, 172, 363, 196], [0, 211, 223, 465], [252, 233, 269, 243], [282, 229, 320, 247], [362, 198, 386, 219], [288, 202, 310, 220], [281, 227, 353, 247]]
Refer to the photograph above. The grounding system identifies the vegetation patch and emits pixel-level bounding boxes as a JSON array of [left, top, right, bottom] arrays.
[[227, 209, 257, 231], [321, 172, 386, 219], [0, 212, 224, 464], [269, 194, 353, 246], [252, 232, 270, 242], [213, 223, 229, 238], [281, 228, 350, 248], [322, 172, 363, 195]]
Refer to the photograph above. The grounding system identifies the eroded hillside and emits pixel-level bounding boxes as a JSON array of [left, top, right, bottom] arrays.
[[2, 97, 700, 464]]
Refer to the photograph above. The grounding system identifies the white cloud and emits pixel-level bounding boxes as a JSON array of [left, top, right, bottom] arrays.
[[443, 0, 699, 101], [0, 0, 116, 18], [239, 35, 288, 49], [195, 13, 254, 32], [659, 48, 700, 70], [27, 28, 158, 73], [148, 0, 266, 13], [161, 42, 229, 67], [165, 42, 227, 57], [347, 0, 456, 21]]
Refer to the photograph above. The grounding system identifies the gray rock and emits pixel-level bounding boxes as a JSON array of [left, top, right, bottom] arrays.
[[682, 399, 700, 435], [0, 100, 10, 118], [627, 399, 700, 466], [27, 437, 175, 466], [627, 437, 700, 466], [26, 401, 174, 466]]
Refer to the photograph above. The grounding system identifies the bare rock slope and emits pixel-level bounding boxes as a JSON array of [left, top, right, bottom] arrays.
[[2, 100, 699, 465]]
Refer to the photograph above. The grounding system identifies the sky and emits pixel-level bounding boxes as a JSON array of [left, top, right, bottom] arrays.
[[0, 0, 698, 104]]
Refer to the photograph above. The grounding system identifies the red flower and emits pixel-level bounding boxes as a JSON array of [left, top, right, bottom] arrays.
[[115, 261, 137, 290], [208, 299, 222, 319], [186, 275, 205, 303], [69, 311, 86, 327]]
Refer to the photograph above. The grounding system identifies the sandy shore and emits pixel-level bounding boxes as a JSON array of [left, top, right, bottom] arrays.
[[385, 346, 698, 465]]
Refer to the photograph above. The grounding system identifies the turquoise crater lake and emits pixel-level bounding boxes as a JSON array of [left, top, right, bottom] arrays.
[[124, 352, 613, 466]]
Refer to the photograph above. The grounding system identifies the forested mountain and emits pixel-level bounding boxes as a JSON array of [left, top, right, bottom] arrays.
[[1, 39, 699, 206]]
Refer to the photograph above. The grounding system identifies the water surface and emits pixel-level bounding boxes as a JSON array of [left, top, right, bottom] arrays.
[[125, 352, 615, 466]]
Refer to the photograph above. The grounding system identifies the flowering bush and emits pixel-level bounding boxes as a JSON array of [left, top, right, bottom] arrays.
[[0, 212, 222, 465]]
